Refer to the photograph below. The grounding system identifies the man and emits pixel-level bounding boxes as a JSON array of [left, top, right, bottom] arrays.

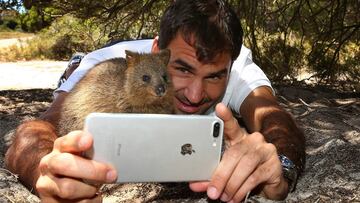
[[5, 0, 305, 202]]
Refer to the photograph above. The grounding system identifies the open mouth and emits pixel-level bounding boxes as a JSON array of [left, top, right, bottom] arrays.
[[174, 97, 202, 114]]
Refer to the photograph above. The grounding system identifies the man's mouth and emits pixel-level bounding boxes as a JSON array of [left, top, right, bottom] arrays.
[[174, 97, 202, 114]]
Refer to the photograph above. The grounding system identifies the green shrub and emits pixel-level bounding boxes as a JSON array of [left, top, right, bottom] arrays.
[[6, 20, 18, 30], [0, 19, 20, 32], [19, 6, 54, 32], [0, 14, 109, 61]]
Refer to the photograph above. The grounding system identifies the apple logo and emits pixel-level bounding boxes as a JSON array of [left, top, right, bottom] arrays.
[[181, 143, 195, 155]]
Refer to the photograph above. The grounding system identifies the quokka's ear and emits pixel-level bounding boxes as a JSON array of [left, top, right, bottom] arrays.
[[125, 50, 138, 61], [125, 50, 139, 69], [158, 49, 171, 65]]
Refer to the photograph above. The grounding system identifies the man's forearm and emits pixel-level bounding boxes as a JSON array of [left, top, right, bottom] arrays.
[[5, 120, 57, 190], [240, 87, 306, 172], [260, 108, 305, 173]]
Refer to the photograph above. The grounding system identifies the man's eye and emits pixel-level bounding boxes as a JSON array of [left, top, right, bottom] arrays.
[[176, 67, 190, 74], [207, 75, 222, 82], [142, 75, 151, 82]]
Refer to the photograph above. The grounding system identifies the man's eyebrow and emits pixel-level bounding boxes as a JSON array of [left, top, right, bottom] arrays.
[[173, 58, 229, 77], [207, 68, 228, 78], [173, 59, 195, 71]]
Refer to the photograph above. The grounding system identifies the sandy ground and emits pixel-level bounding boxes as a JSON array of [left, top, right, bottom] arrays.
[[0, 61, 67, 90], [0, 84, 359, 203]]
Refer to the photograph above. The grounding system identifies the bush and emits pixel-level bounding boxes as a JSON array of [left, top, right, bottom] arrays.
[[19, 6, 54, 32], [0, 19, 21, 32], [50, 34, 86, 60], [253, 35, 305, 81], [0, 14, 109, 61], [6, 20, 18, 30]]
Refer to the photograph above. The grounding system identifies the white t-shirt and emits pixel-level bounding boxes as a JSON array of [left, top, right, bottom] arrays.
[[56, 39, 273, 116]]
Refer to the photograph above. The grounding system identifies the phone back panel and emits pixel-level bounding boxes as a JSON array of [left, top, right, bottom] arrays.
[[84, 113, 223, 183]]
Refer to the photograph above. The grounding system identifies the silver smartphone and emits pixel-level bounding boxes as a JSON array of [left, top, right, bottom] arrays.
[[83, 113, 224, 183]]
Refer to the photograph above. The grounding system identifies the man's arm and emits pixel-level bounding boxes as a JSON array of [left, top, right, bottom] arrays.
[[5, 92, 68, 190], [5, 91, 116, 202], [240, 86, 305, 172]]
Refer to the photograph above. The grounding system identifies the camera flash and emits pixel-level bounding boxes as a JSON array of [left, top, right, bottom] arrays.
[[213, 142, 217, 147]]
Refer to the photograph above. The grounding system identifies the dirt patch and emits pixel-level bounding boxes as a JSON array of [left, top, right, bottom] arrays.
[[0, 61, 67, 90], [0, 86, 359, 202]]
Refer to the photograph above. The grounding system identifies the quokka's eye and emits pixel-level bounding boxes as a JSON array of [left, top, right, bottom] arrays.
[[162, 74, 168, 82], [142, 75, 151, 82]]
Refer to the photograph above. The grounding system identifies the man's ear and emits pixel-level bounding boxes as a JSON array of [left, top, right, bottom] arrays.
[[151, 36, 160, 53]]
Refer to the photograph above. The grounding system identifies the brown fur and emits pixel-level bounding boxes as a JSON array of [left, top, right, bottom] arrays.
[[5, 120, 58, 190], [57, 49, 174, 136]]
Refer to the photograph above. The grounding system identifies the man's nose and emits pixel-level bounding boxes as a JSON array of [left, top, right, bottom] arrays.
[[184, 79, 205, 104]]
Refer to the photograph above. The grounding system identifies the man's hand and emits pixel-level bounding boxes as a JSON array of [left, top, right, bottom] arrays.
[[36, 131, 117, 202], [189, 103, 289, 202]]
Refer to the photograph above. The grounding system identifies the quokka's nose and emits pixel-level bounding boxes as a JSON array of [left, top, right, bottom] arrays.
[[155, 84, 166, 96]]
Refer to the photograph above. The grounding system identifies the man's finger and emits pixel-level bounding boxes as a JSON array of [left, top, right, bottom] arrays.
[[47, 152, 117, 183], [206, 141, 248, 200], [231, 155, 284, 202], [76, 194, 103, 203], [220, 150, 262, 201], [37, 174, 99, 200], [189, 181, 209, 192], [53, 131, 93, 153], [215, 103, 247, 143]]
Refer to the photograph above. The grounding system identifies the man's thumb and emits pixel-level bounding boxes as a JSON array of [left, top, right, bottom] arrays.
[[215, 103, 247, 144]]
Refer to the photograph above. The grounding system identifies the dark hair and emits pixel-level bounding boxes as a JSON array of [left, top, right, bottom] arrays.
[[158, 0, 243, 63]]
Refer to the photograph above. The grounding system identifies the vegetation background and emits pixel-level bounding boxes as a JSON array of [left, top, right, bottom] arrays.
[[0, 0, 359, 92]]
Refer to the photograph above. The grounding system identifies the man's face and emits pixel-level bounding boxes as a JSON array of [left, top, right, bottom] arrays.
[[165, 34, 232, 114]]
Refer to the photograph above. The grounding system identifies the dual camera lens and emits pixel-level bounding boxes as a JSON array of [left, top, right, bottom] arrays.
[[213, 122, 220, 138]]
